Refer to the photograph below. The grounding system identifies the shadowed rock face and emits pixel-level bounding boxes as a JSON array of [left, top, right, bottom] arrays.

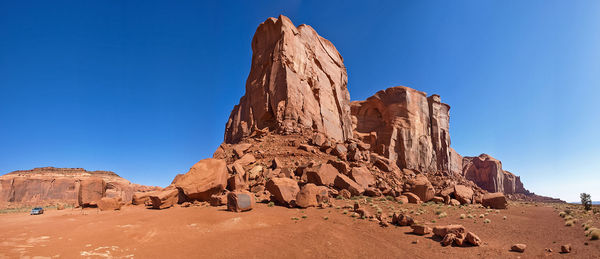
[[224, 15, 353, 144], [0, 167, 159, 207], [351, 87, 460, 174]]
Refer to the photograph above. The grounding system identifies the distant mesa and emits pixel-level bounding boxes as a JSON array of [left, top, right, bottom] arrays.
[[0, 167, 159, 209]]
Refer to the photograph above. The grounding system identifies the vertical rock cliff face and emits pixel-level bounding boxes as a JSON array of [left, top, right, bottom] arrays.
[[224, 15, 353, 144], [462, 154, 527, 194], [350, 86, 460, 175]]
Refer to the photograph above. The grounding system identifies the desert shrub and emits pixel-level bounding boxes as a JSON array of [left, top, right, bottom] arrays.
[[267, 202, 275, 207], [301, 215, 307, 219], [467, 214, 474, 219], [342, 210, 348, 214], [351, 212, 358, 218], [591, 230, 600, 240], [291, 217, 299, 220], [565, 220, 574, 226], [479, 214, 485, 218], [386, 196, 394, 201], [581, 193, 592, 211], [323, 216, 329, 220], [559, 211, 566, 217], [438, 212, 447, 219], [336, 195, 343, 200], [484, 219, 491, 224], [460, 214, 466, 219], [435, 209, 444, 215]]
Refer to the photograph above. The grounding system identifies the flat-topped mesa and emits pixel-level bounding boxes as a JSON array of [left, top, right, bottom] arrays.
[[350, 86, 462, 175], [224, 15, 353, 144], [7, 167, 120, 178], [0, 167, 159, 208]]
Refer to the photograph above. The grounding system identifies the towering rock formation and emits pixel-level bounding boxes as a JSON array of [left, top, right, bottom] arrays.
[[462, 154, 528, 194], [0, 167, 158, 208], [350, 86, 461, 175], [224, 15, 353, 144]]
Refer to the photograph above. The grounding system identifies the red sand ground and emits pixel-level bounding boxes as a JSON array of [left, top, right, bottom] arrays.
[[1, 201, 598, 258]]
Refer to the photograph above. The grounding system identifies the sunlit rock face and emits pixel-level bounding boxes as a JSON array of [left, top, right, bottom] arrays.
[[225, 15, 353, 144], [351, 86, 457, 174]]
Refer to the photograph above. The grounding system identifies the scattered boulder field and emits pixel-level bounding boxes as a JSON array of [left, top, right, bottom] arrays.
[[133, 15, 560, 214]]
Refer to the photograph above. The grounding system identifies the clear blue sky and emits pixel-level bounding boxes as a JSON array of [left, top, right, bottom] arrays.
[[1, 1, 598, 202]]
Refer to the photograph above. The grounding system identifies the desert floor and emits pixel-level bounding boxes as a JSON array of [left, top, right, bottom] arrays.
[[1, 200, 598, 259]]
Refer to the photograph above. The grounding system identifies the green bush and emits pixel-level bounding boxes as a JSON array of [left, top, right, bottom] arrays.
[[581, 193, 592, 211]]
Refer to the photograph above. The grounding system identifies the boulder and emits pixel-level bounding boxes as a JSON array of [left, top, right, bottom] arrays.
[[333, 174, 364, 196], [454, 185, 474, 204], [404, 192, 422, 204], [454, 233, 467, 247], [311, 132, 327, 147], [231, 164, 246, 178], [149, 189, 180, 209], [209, 193, 228, 206], [295, 184, 329, 208], [247, 166, 263, 180], [349, 166, 375, 189], [433, 225, 465, 237], [132, 191, 159, 205], [339, 189, 351, 199], [327, 160, 349, 175], [466, 232, 482, 246], [234, 154, 256, 167], [441, 233, 457, 246], [432, 196, 445, 204], [78, 177, 106, 207], [227, 192, 255, 212], [511, 244, 527, 253], [560, 244, 571, 253], [449, 199, 461, 206], [173, 158, 228, 201], [332, 144, 348, 158], [411, 225, 432, 235], [232, 143, 252, 158], [265, 178, 300, 206], [395, 195, 409, 204], [306, 164, 339, 187], [482, 192, 508, 209], [392, 213, 414, 226], [364, 187, 382, 197], [97, 197, 122, 211], [224, 15, 353, 144], [407, 175, 434, 202], [227, 174, 246, 191]]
